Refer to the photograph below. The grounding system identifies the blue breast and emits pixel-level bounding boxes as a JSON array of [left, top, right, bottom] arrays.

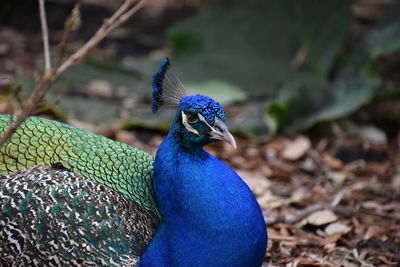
[[138, 133, 267, 266]]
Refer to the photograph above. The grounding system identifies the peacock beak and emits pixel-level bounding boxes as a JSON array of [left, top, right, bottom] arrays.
[[209, 117, 237, 149]]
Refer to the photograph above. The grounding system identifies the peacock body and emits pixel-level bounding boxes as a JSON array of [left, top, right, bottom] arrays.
[[0, 59, 267, 266]]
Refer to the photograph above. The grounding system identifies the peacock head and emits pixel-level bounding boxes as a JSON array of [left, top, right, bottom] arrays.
[[152, 58, 236, 149]]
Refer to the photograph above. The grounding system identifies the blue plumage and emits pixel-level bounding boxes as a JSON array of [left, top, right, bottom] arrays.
[[140, 135, 267, 266], [152, 58, 170, 113], [180, 95, 225, 124], [139, 59, 267, 266]]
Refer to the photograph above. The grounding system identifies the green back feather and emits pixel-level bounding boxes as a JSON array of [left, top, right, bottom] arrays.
[[0, 115, 160, 219]]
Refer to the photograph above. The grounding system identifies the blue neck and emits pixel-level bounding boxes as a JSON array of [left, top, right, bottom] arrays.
[[138, 133, 267, 266]]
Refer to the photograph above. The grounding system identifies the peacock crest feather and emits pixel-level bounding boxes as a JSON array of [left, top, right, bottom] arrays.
[[151, 58, 189, 113]]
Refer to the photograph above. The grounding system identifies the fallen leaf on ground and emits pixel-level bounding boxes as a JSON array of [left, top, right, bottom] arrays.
[[237, 170, 270, 196], [327, 171, 347, 184], [363, 225, 384, 240], [325, 222, 351, 235], [322, 153, 344, 169], [307, 209, 338, 226], [282, 136, 311, 160]]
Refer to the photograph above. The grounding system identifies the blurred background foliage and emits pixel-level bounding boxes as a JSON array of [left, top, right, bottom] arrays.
[[0, 0, 400, 140]]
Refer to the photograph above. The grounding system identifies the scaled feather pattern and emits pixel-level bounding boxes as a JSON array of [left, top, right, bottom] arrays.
[[0, 166, 157, 266]]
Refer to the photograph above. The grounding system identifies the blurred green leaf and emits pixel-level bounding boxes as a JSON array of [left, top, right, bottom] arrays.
[[168, 28, 203, 57], [168, 0, 351, 97], [264, 5, 400, 135], [186, 79, 247, 105], [365, 7, 400, 59], [167, 0, 351, 139]]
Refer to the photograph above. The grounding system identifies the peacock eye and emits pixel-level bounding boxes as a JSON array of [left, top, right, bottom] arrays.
[[186, 113, 199, 124]]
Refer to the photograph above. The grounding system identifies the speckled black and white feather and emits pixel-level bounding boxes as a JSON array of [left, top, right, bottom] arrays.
[[0, 166, 158, 266]]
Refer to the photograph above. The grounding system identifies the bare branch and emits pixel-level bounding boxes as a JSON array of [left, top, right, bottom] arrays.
[[56, 3, 81, 68], [38, 0, 51, 75], [55, 0, 147, 76], [0, 78, 54, 147], [106, 0, 147, 38], [107, 0, 135, 25], [0, 0, 147, 148]]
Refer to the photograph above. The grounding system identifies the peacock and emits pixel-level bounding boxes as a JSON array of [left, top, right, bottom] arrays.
[[0, 58, 267, 266]]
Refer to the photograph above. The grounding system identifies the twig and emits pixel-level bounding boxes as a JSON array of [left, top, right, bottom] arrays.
[[55, 0, 146, 76], [0, 0, 147, 148], [38, 0, 51, 75], [268, 234, 297, 241], [0, 78, 54, 147], [107, 0, 135, 25], [56, 3, 81, 68]]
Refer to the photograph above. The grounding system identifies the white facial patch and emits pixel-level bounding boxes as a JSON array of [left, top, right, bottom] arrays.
[[198, 114, 218, 136], [181, 111, 200, 136], [197, 114, 212, 128]]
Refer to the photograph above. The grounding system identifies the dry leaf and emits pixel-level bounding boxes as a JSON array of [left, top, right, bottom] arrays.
[[327, 171, 347, 184], [307, 209, 338, 226], [364, 225, 383, 240], [282, 136, 311, 160], [237, 170, 270, 196], [288, 187, 310, 204], [378, 255, 396, 265], [324, 242, 336, 252], [256, 191, 284, 209], [297, 258, 320, 265], [392, 173, 400, 188], [320, 233, 342, 245], [325, 222, 351, 235], [321, 153, 343, 169]]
